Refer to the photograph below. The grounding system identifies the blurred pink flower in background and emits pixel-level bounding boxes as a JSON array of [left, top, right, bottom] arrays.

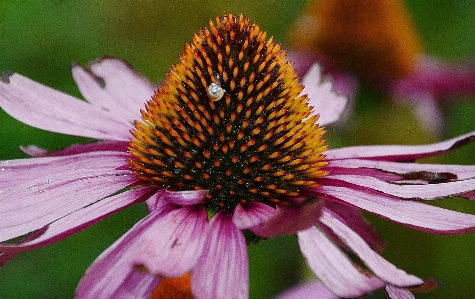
[[287, 0, 475, 133]]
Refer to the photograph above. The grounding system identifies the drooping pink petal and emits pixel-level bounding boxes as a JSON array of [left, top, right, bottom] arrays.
[[250, 199, 323, 237], [320, 208, 423, 287], [75, 208, 174, 299], [130, 205, 208, 278], [0, 249, 19, 267], [324, 201, 385, 252], [0, 151, 129, 188], [232, 201, 276, 230], [460, 190, 475, 199], [325, 175, 475, 199], [325, 130, 475, 161], [71, 57, 156, 122], [0, 227, 47, 267], [301, 64, 348, 126], [0, 186, 154, 251], [275, 280, 339, 299], [298, 226, 385, 297], [317, 185, 475, 234], [21, 141, 129, 157], [385, 285, 415, 299], [328, 158, 475, 182], [145, 189, 168, 212], [165, 189, 209, 206], [192, 211, 248, 299], [0, 166, 136, 242], [0, 73, 131, 141]]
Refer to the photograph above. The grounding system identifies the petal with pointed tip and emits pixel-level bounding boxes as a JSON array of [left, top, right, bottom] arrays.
[[71, 57, 155, 122], [0, 73, 131, 140]]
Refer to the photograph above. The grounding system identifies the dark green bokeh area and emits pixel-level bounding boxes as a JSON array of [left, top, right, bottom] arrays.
[[1, 1, 475, 298]]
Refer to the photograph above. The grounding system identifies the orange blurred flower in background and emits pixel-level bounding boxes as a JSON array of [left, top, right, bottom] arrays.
[[287, 0, 475, 133]]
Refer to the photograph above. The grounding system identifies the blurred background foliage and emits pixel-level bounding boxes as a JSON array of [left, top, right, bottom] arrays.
[[1, 1, 475, 298]]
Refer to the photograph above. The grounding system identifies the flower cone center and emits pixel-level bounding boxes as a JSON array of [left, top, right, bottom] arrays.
[[129, 14, 328, 212]]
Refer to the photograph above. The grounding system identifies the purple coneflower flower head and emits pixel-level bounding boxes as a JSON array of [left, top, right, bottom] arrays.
[[1, 13, 475, 299]]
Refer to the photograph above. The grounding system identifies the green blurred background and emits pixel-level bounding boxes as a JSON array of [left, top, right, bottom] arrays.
[[1, 1, 475, 298]]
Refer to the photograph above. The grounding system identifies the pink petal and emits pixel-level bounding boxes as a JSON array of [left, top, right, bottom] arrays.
[[0, 227, 46, 267], [144, 189, 208, 212], [19, 145, 48, 157], [461, 190, 475, 199], [232, 201, 276, 230], [165, 189, 209, 206], [385, 285, 415, 299], [71, 57, 155, 122], [0, 187, 154, 251], [0, 73, 131, 141], [325, 130, 475, 161], [326, 175, 475, 199], [324, 201, 385, 252], [21, 141, 129, 157], [298, 226, 384, 297], [145, 189, 168, 212], [301, 64, 348, 126], [250, 199, 323, 238], [130, 205, 208, 277], [0, 151, 129, 188], [104, 270, 161, 299], [192, 211, 248, 299], [328, 158, 475, 181], [320, 208, 423, 286], [275, 280, 338, 299], [76, 209, 171, 298], [0, 166, 136, 242], [318, 185, 475, 234], [394, 55, 475, 99]]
